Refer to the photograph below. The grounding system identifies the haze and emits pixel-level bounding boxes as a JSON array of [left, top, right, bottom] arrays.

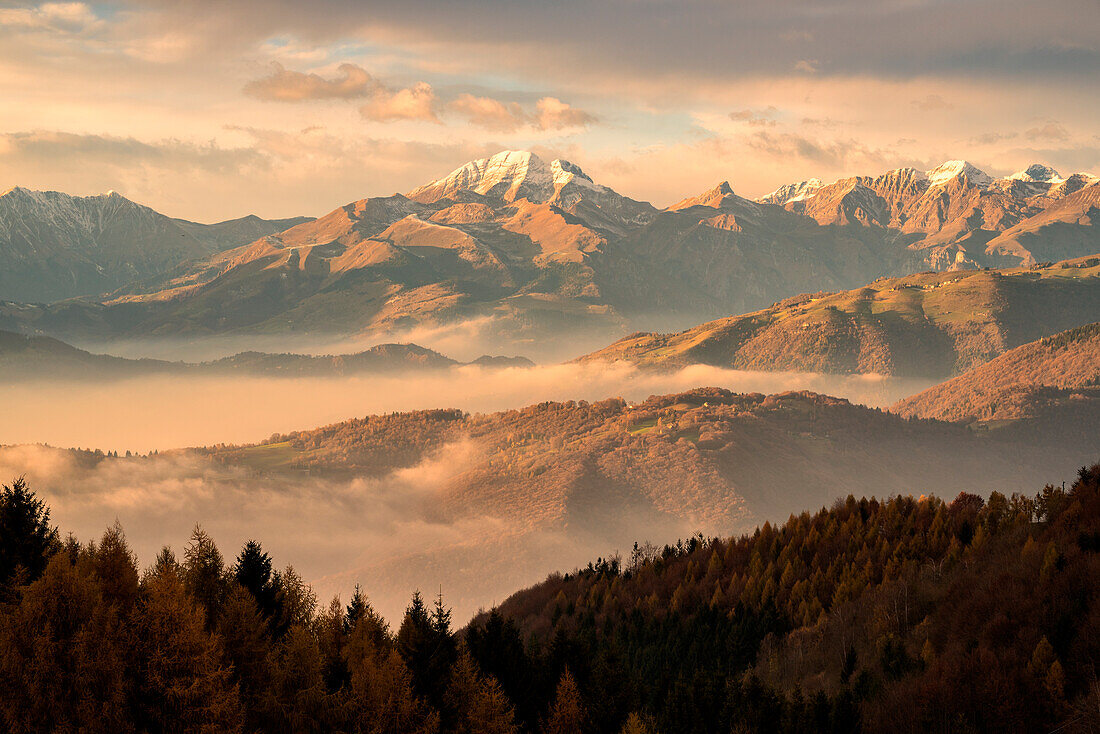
[[0, 363, 932, 453]]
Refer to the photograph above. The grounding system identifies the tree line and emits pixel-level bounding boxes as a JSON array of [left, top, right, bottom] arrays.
[[3, 462, 1100, 732]]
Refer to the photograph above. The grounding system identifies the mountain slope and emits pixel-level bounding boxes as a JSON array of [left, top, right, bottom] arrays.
[[580, 255, 1100, 378], [0, 186, 312, 302], [763, 160, 1100, 272], [892, 321, 1100, 425], [469, 465, 1100, 733], [189, 386, 1094, 618]]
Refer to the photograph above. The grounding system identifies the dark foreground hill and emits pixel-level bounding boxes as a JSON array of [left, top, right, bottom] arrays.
[[4, 461, 1100, 732], [470, 464, 1100, 733]]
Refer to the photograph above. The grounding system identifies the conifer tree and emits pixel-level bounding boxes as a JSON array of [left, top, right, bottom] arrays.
[[132, 565, 244, 733], [182, 526, 227, 629], [0, 477, 59, 589], [541, 670, 585, 734], [233, 539, 278, 620], [443, 647, 519, 734], [0, 554, 130, 733]]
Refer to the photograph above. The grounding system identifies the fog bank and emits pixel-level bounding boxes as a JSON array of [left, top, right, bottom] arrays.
[[0, 363, 935, 453]]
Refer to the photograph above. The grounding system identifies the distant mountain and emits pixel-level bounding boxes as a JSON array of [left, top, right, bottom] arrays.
[[3, 153, 1098, 351], [0, 329, 531, 380], [760, 160, 1100, 271], [892, 322, 1100, 435], [0, 186, 312, 302], [580, 255, 1100, 378]]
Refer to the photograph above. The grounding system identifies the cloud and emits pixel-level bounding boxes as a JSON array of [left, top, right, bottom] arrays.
[[0, 130, 265, 174], [360, 81, 439, 123], [533, 97, 596, 130], [729, 107, 778, 127], [969, 131, 1019, 145], [242, 63, 589, 129], [912, 94, 953, 111], [1026, 121, 1070, 141], [448, 94, 595, 132], [746, 130, 884, 168], [0, 2, 101, 32], [0, 127, 498, 221], [245, 62, 440, 122], [793, 59, 819, 73], [801, 117, 841, 128], [446, 94, 528, 132], [244, 62, 381, 101]]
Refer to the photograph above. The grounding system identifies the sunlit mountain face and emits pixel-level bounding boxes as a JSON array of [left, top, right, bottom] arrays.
[[1, 2, 1098, 732]]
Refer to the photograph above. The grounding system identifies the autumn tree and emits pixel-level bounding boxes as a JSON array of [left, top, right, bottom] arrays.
[[131, 565, 244, 732]]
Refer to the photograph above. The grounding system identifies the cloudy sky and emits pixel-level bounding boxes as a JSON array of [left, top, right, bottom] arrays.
[[1, 0, 1098, 221]]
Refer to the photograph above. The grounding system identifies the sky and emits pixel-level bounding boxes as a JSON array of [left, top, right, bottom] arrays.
[[1, 0, 1098, 222]]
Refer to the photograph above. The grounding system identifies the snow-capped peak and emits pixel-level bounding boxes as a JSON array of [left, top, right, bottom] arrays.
[[1006, 164, 1064, 184], [551, 159, 595, 189], [758, 178, 823, 205], [925, 160, 992, 188], [408, 150, 610, 204]]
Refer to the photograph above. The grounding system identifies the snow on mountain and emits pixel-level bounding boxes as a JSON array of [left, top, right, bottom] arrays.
[[1007, 164, 1065, 184], [925, 160, 993, 188], [758, 178, 824, 206], [408, 150, 594, 204]]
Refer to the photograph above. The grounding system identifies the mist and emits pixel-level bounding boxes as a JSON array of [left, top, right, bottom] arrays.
[[0, 363, 935, 453], [0, 441, 689, 625], [64, 315, 626, 364], [0, 360, 937, 622]]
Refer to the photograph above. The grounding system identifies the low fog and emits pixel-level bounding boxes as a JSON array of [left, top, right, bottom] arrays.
[[66, 316, 623, 364], [0, 363, 934, 453], [0, 359, 937, 623], [0, 441, 691, 624]]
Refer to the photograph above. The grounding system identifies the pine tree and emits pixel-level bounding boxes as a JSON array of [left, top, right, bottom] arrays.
[[541, 670, 585, 734], [182, 526, 227, 629], [92, 522, 140, 612], [346, 584, 368, 633], [0, 554, 131, 733], [0, 477, 60, 589], [218, 584, 274, 729], [443, 647, 519, 734], [233, 540, 278, 620], [398, 590, 457, 716], [346, 617, 440, 734], [132, 564, 244, 733]]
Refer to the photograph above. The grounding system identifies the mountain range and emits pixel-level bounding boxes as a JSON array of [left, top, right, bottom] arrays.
[[580, 254, 1100, 378], [2, 151, 1098, 353], [0, 328, 530, 381], [0, 186, 312, 303]]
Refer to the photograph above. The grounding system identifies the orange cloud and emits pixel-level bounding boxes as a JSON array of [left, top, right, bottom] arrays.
[[448, 94, 595, 132], [244, 62, 380, 101]]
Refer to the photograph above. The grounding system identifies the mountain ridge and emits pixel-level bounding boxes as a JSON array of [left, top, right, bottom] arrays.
[[4, 152, 1098, 351]]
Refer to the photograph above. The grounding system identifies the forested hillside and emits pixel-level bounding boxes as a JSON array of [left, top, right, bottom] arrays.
[[893, 321, 1100, 423], [4, 466, 1100, 732], [207, 387, 1093, 529]]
